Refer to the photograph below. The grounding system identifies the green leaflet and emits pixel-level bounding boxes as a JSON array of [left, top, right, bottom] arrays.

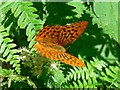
[[93, 2, 118, 43]]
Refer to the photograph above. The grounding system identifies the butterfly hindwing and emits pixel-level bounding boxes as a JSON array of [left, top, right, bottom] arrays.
[[56, 53, 86, 67], [34, 43, 85, 67], [34, 42, 66, 60]]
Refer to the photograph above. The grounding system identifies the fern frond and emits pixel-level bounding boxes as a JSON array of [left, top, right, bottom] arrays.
[[64, 57, 107, 88], [0, 66, 36, 88], [0, 25, 20, 74], [10, 2, 43, 48], [67, 1, 87, 18], [0, 2, 13, 14], [100, 66, 119, 88], [64, 56, 119, 88]]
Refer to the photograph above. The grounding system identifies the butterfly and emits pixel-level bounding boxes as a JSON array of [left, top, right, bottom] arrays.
[[34, 21, 88, 67]]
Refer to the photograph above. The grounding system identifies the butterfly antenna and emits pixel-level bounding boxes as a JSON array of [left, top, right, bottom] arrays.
[[66, 45, 70, 50]]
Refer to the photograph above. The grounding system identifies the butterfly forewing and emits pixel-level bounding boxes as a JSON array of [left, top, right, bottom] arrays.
[[59, 21, 88, 46], [35, 25, 61, 44]]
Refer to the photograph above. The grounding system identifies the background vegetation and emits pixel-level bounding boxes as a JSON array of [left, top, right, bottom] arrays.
[[0, 0, 120, 89]]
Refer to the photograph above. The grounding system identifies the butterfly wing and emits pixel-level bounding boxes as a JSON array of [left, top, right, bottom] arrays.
[[56, 53, 85, 67], [59, 21, 88, 46], [35, 21, 88, 46], [35, 25, 61, 44], [34, 43, 58, 60], [34, 21, 88, 67], [34, 42, 66, 60], [34, 43, 85, 67]]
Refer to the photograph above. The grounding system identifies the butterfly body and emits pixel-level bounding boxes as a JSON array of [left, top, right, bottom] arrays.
[[34, 21, 88, 67]]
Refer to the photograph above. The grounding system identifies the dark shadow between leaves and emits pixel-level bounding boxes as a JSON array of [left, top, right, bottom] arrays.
[[2, 10, 28, 47]]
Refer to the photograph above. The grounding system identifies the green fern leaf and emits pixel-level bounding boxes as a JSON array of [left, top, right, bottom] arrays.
[[0, 24, 20, 74], [77, 80, 83, 88], [10, 2, 43, 48]]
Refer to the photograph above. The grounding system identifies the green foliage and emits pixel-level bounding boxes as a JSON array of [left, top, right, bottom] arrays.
[[0, 67, 36, 88], [0, 24, 20, 74], [10, 2, 43, 48], [92, 2, 118, 42], [0, 1, 119, 89]]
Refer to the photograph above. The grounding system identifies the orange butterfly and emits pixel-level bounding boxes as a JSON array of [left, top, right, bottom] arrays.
[[34, 21, 88, 67]]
